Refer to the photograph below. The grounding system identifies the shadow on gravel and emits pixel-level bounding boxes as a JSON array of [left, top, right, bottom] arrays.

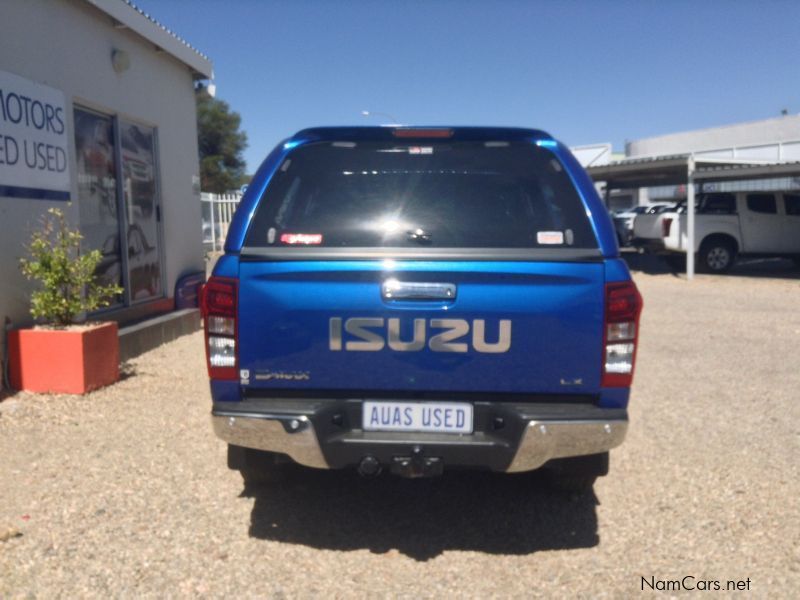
[[119, 361, 137, 382], [621, 251, 678, 276], [622, 249, 800, 280], [725, 257, 800, 279], [245, 469, 598, 561]]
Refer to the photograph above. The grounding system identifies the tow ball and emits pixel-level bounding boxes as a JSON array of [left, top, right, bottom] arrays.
[[390, 445, 444, 478]]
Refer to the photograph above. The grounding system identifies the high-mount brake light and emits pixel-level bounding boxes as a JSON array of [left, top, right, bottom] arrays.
[[662, 217, 673, 237], [602, 281, 643, 387], [392, 128, 453, 139], [200, 277, 238, 380]]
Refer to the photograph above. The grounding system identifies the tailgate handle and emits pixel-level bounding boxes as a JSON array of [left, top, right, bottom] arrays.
[[382, 280, 456, 300]]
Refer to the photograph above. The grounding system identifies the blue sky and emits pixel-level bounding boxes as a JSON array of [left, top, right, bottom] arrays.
[[136, 0, 800, 173]]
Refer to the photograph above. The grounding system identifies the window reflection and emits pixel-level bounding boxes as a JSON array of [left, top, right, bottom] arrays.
[[74, 108, 122, 301]]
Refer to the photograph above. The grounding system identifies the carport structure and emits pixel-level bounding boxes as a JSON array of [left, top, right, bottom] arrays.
[[587, 156, 800, 279]]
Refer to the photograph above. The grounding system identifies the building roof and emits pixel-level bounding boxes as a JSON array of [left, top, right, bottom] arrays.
[[83, 0, 213, 79], [691, 159, 800, 182]]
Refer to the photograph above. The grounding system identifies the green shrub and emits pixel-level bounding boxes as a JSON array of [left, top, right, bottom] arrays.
[[19, 207, 123, 327]]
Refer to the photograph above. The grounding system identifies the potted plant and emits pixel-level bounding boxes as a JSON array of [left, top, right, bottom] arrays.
[[8, 207, 123, 394]]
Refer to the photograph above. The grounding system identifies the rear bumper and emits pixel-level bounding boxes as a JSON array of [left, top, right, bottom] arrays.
[[631, 237, 673, 254], [211, 398, 628, 473], [631, 237, 665, 252]]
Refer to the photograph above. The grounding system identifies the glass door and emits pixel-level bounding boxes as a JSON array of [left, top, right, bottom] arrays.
[[74, 108, 124, 306], [119, 120, 163, 302]]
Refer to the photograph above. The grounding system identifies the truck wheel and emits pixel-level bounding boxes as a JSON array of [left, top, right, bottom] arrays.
[[699, 239, 736, 273], [227, 444, 297, 487], [545, 452, 609, 493]]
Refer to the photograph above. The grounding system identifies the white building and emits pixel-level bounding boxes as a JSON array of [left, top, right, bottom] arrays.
[[1, 0, 211, 374], [626, 114, 800, 162]]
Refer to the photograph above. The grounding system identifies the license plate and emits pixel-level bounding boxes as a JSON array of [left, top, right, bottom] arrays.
[[362, 401, 473, 434]]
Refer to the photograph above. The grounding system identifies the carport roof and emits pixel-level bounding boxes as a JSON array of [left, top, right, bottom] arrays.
[[587, 155, 800, 188]]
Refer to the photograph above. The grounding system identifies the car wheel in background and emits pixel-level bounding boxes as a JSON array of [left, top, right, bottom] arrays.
[[699, 238, 737, 273]]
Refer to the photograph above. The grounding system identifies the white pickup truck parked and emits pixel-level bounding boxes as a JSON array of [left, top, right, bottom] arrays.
[[611, 203, 673, 246], [632, 192, 800, 272]]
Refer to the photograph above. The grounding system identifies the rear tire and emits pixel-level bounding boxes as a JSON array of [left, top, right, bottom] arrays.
[[699, 238, 737, 273], [227, 444, 297, 486], [545, 452, 609, 493]]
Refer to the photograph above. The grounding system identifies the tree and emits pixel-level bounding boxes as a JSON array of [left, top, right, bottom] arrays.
[[196, 85, 248, 193]]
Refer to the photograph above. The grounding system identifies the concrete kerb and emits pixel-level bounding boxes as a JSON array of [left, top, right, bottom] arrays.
[[118, 309, 201, 363]]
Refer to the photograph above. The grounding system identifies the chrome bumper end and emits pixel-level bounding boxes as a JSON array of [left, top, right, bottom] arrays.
[[212, 414, 328, 469], [506, 419, 628, 473]]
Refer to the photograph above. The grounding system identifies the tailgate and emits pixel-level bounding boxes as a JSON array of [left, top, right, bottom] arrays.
[[632, 213, 665, 239], [237, 260, 604, 395]]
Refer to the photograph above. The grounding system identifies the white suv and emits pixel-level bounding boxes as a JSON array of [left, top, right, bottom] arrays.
[[634, 192, 800, 272]]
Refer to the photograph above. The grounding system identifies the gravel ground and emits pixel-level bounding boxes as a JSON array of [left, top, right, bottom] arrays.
[[1, 266, 799, 597]]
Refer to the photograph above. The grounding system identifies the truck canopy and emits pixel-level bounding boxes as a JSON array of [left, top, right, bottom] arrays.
[[231, 129, 615, 398]]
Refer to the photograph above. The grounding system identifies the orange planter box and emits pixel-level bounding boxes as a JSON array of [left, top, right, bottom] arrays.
[[8, 322, 119, 394]]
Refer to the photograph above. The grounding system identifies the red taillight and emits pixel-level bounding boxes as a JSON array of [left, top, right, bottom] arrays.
[[602, 281, 643, 387], [392, 128, 453, 139], [203, 284, 235, 313], [662, 217, 673, 238], [200, 277, 238, 380]]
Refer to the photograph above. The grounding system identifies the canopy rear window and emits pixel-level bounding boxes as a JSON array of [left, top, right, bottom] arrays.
[[244, 141, 597, 249]]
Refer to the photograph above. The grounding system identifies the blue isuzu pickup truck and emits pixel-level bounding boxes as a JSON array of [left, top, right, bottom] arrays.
[[201, 126, 643, 490]]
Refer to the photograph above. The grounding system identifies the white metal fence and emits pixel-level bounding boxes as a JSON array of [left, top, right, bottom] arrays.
[[201, 192, 242, 252]]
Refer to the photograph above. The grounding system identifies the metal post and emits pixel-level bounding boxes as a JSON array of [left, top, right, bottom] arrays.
[[686, 156, 695, 280], [209, 194, 217, 252]]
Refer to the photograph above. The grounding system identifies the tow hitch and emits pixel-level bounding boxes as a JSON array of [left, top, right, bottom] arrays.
[[390, 446, 444, 478]]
